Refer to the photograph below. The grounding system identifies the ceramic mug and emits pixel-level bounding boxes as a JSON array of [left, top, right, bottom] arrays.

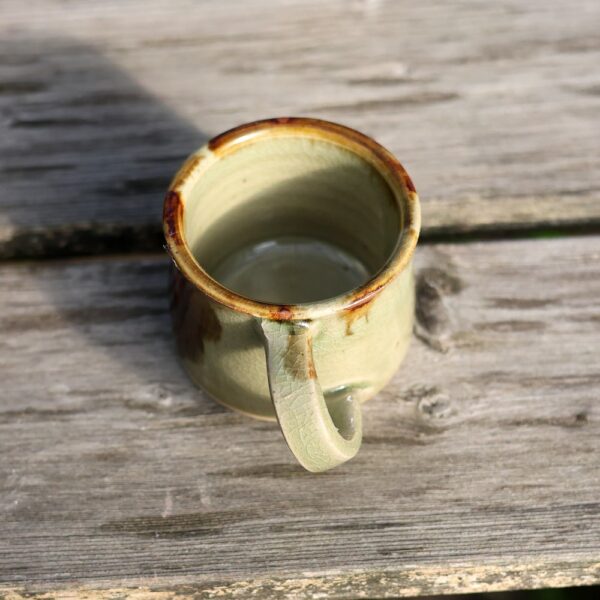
[[163, 117, 420, 472]]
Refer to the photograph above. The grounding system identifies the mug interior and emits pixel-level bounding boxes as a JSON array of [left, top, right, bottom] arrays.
[[183, 135, 402, 304]]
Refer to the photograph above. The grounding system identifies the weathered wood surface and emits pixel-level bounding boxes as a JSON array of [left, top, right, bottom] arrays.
[[1, 0, 600, 257], [1, 236, 599, 598]]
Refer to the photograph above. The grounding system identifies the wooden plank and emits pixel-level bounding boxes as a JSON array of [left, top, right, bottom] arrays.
[[0, 236, 599, 598], [1, 0, 600, 257]]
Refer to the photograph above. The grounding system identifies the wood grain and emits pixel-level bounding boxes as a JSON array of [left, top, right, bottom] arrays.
[[1, 0, 600, 257], [1, 236, 599, 598]]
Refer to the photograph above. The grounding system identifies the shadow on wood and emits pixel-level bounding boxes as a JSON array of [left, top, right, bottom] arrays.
[[0, 35, 221, 417]]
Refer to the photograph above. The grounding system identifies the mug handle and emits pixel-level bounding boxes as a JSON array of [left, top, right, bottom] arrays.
[[258, 319, 362, 472]]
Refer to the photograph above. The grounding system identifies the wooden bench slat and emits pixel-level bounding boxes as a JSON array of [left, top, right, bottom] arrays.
[[1, 236, 599, 597], [1, 0, 600, 257]]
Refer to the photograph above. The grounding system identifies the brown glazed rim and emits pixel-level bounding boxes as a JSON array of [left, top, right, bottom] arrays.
[[163, 116, 421, 321]]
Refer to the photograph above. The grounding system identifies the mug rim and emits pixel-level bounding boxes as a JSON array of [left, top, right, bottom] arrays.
[[163, 116, 421, 321]]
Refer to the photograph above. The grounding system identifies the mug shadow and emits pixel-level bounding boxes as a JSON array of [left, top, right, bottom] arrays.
[[1, 34, 228, 415]]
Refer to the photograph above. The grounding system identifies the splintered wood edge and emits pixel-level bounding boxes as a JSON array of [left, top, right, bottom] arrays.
[[2, 561, 599, 599], [2, 194, 600, 260]]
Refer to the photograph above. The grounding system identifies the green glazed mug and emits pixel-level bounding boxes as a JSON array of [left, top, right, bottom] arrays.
[[163, 117, 420, 472]]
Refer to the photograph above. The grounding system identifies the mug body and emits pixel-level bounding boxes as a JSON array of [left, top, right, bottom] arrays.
[[164, 117, 420, 421]]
